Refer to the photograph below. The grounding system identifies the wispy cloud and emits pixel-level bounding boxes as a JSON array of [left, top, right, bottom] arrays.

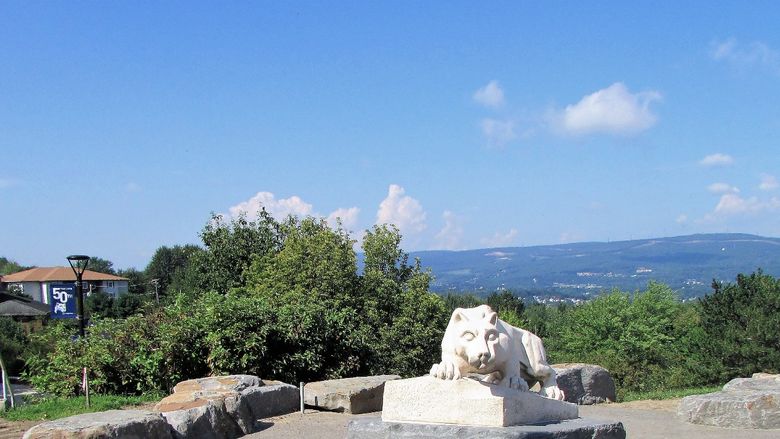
[[707, 182, 739, 194], [473, 80, 505, 108], [710, 38, 780, 75], [229, 191, 313, 221], [376, 184, 427, 235], [712, 193, 780, 216], [699, 153, 734, 167], [551, 82, 661, 136], [434, 210, 464, 250], [481, 228, 519, 247], [759, 174, 779, 191], [480, 118, 517, 147]]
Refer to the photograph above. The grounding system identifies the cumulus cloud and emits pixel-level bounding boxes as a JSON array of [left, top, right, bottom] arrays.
[[553, 82, 661, 136], [376, 184, 427, 235], [481, 118, 517, 147], [710, 38, 780, 74], [699, 153, 734, 167], [713, 193, 780, 216], [434, 211, 464, 250], [326, 207, 360, 230], [759, 174, 779, 191], [229, 191, 313, 221], [481, 228, 519, 247], [473, 80, 505, 108], [707, 182, 740, 194], [676, 214, 688, 224]]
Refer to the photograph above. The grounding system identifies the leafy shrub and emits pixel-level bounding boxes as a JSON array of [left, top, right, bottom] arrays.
[[0, 317, 29, 375]]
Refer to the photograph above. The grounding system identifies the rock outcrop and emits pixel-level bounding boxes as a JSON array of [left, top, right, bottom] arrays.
[[552, 363, 616, 405], [155, 375, 299, 438], [23, 410, 172, 439], [304, 375, 399, 414], [678, 373, 780, 429]]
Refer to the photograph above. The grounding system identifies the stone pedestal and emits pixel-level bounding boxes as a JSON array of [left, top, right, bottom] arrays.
[[382, 376, 578, 427], [348, 417, 626, 439]]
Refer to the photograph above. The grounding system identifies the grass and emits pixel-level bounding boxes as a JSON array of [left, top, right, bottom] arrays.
[[619, 385, 722, 402], [0, 393, 162, 422]]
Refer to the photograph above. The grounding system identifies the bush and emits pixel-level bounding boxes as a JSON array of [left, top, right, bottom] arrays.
[[0, 317, 28, 375]]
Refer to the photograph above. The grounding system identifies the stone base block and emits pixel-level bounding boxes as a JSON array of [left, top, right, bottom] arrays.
[[382, 376, 578, 427], [304, 375, 399, 414], [347, 417, 626, 439]]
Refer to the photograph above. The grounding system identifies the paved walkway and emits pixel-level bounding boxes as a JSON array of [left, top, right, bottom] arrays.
[[246, 400, 780, 438]]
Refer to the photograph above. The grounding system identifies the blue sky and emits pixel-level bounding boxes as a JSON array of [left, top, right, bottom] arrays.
[[2, 2, 779, 269]]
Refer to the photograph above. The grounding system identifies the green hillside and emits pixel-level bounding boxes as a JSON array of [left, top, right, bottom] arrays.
[[411, 233, 780, 299]]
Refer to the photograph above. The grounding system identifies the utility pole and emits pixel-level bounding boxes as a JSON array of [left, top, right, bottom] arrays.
[[151, 278, 160, 304]]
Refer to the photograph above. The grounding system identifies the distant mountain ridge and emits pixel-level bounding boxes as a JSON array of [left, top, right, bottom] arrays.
[[410, 233, 780, 299]]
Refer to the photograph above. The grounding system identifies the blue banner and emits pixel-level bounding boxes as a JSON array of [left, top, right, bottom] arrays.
[[50, 283, 77, 319]]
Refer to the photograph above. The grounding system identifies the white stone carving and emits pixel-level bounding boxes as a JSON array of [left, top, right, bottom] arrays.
[[430, 304, 565, 400]]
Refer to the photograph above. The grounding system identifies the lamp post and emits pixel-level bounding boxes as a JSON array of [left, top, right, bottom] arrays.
[[67, 255, 90, 338]]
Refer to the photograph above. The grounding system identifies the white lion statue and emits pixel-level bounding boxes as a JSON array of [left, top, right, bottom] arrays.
[[430, 304, 565, 400]]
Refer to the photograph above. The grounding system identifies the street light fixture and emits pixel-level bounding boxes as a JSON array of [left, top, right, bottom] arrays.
[[67, 254, 90, 338]]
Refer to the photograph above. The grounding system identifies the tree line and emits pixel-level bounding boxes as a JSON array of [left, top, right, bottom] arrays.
[[3, 212, 779, 398]]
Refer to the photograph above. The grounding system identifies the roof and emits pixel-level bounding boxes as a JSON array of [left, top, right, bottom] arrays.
[[1, 267, 128, 282], [0, 292, 49, 316]]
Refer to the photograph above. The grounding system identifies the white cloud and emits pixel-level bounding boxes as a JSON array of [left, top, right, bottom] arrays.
[[554, 82, 661, 136], [713, 193, 780, 216], [710, 38, 780, 74], [473, 80, 505, 108], [229, 191, 313, 221], [434, 211, 464, 250], [376, 184, 427, 235], [676, 214, 688, 224], [481, 228, 519, 247], [707, 182, 740, 194], [326, 207, 360, 230], [481, 118, 517, 147], [759, 174, 779, 191], [699, 153, 734, 167]]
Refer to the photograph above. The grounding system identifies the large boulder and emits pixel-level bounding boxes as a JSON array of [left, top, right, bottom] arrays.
[[155, 375, 298, 438], [552, 363, 616, 405], [23, 410, 172, 439], [678, 374, 780, 429], [304, 375, 400, 414]]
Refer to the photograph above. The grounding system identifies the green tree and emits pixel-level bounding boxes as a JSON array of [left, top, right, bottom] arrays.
[[699, 270, 780, 379], [0, 317, 28, 374], [243, 216, 366, 382], [117, 268, 148, 296], [86, 256, 116, 275], [0, 257, 31, 275], [361, 225, 448, 377], [548, 283, 699, 392], [195, 212, 281, 294], [145, 245, 203, 298]]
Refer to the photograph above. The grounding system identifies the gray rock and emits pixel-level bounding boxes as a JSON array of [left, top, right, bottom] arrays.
[[162, 398, 243, 439], [23, 409, 172, 439], [678, 375, 780, 429], [304, 375, 400, 414], [157, 375, 298, 438], [553, 363, 616, 405], [242, 382, 300, 420], [347, 416, 626, 439]]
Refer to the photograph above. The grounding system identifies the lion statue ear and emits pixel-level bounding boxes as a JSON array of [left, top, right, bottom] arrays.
[[487, 311, 498, 325], [452, 308, 468, 323]]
